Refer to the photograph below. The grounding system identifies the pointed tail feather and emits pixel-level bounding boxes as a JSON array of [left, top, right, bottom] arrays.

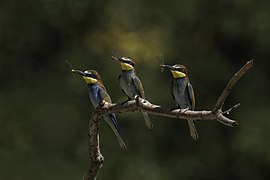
[[104, 115, 127, 151], [141, 111, 154, 130], [115, 133, 127, 151], [187, 120, 199, 141]]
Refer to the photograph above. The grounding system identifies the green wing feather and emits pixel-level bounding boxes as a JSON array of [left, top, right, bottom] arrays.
[[133, 76, 154, 130], [171, 80, 176, 101], [132, 76, 145, 98], [187, 82, 195, 110], [99, 86, 112, 103]]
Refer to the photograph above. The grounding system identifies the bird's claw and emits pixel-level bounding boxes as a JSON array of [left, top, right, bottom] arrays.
[[181, 108, 189, 112], [98, 100, 106, 107]]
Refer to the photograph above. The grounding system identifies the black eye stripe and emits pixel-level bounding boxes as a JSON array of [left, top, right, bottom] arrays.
[[120, 57, 135, 66], [124, 60, 131, 64], [121, 60, 133, 66], [174, 67, 184, 72], [85, 73, 95, 78]]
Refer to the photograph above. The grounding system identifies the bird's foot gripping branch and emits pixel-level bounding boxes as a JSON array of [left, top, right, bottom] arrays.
[[83, 60, 253, 180]]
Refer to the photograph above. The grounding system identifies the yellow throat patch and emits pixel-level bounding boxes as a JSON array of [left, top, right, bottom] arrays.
[[83, 76, 97, 84], [171, 70, 186, 78], [121, 63, 133, 71]]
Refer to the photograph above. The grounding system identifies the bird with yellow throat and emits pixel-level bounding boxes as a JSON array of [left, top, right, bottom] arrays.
[[72, 69, 127, 150], [161, 64, 199, 141], [112, 56, 154, 131]]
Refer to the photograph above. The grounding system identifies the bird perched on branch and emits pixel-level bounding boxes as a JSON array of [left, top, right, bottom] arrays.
[[72, 69, 127, 150], [112, 56, 154, 130], [161, 64, 199, 141]]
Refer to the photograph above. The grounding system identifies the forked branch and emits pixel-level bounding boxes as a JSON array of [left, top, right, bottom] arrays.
[[83, 60, 253, 180]]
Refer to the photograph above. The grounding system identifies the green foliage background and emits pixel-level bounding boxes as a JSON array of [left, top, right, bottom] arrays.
[[1, 0, 269, 179]]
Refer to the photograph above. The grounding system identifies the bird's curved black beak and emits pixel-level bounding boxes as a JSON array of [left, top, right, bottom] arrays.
[[111, 56, 121, 62], [71, 69, 86, 76], [160, 64, 174, 70]]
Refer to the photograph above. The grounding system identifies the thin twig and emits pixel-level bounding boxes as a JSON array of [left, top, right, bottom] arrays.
[[223, 103, 241, 115]]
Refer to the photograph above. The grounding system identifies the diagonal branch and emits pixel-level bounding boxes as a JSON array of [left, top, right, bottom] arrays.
[[83, 60, 253, 180], [212, 60, 253, 112], [223, 103, 241, 115]]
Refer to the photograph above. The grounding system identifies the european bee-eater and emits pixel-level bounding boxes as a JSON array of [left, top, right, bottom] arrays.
[[161, 64, 199, 141], [112, 56, 154, 130], [72, 69, 127, 150]]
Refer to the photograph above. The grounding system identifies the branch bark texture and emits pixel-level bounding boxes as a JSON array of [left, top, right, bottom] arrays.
[[83, 60, 253, 180]]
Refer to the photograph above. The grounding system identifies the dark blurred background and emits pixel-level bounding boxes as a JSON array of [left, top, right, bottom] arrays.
[[1, 0, 270, 179]]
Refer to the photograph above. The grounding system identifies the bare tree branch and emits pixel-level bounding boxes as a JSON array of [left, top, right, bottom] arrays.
[[212, 60, 253, 112], [83, 113, 104, 180], [83, 60, 253, 180]]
